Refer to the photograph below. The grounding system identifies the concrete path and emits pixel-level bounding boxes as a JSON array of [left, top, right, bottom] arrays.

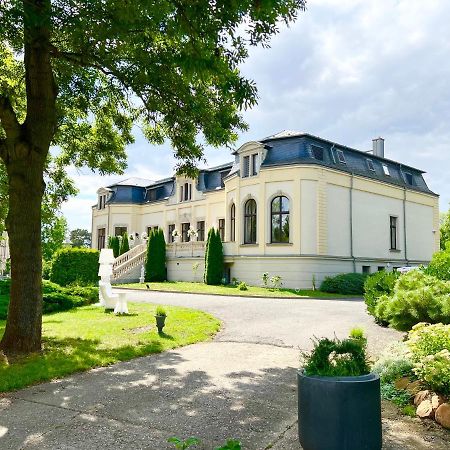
[[1, 291, 449, 449]]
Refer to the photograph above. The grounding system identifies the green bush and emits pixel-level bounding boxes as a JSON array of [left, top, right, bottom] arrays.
[[320, 273, 367, 295], [372, 342, 413, 383], [204, 228, 224, 285], [0, 280, 99, 319], [380, 382, 412, 408], [364, 270, 399, 318], [42, 259, 52, 280], [50, 247, 99, 286], [145, 229, 166, 282], [406, 323, 450, 395], [425, 248, 450, 280], [108, 235, 120, 258], [374, 271, 450, 331], [119, 233, 129, 255], [301, 332, 370, 377], [237, 281, 248, 291]]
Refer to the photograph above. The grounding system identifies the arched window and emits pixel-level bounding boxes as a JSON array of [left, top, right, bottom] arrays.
[[244, 199, 257, 244], [230, 203, 236, 242], [271, 196, 289, 243]]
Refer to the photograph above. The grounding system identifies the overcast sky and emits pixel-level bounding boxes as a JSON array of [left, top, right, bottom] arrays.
[[61, 0, 450, 231]]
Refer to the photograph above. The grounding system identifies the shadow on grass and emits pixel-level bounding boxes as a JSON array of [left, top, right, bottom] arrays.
[[157, 331, 175, 340], [0, 335, 166, 392]]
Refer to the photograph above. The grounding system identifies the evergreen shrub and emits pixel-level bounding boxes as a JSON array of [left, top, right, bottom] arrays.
[[204, 229, 224, 285], [375, 271, 450, 330], [119, 233, 130, 255], [145, 229, 166, 282], [425, 247, 450, 280], [364, 270, 399, 319], [320, 273, 367, 295], [50, 247, 99, 286]]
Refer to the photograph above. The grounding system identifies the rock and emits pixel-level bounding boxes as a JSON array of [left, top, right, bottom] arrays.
[[394, 376, 410, 390], [405, 380, 422, 395], [414, 390, 431, 406], [416, 399, 434, 419], [431, 394, 446, 411], [435, 403, 450, 429]]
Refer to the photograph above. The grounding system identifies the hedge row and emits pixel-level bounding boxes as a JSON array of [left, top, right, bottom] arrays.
[[320, 273, 367, 295], [0, 279, 98, 320], [50, 247, 99, 286]]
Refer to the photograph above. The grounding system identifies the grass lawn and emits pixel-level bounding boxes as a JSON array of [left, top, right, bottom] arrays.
[[118, 281, 357, 299], [0, 294, 8, 320], [0, 302, 220, 392]]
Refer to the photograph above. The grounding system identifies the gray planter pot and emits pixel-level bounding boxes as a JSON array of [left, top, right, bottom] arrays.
[[155, 315, 166, 333], [298, 371, 382, 450]]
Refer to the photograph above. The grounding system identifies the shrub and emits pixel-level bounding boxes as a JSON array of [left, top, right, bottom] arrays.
[[50, 247, 99, 286], [237, 281, 248, 291], [42, 259, 52, 280], [425, 247, 450, 280], [372, 342, 413, 383], [407, 323, 450, 395], [320, 273, 367, 295], [204, 228, 224, 285], [364, 270, 399, 318], [374, 271, 450, 331], [380, 382, 412, 408], [301, 332, 370, 377], [145, 229, 166, 282], [0, 280, 99, 319], [0, 279, 10, 295], [119, 233, 130, 255]]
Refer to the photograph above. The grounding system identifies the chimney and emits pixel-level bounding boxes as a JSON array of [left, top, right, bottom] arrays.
[[372, 137, 385, 158]]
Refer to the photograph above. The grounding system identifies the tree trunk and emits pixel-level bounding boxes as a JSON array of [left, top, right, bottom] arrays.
[[0, 0, 56, 355], [0, 148, 45, 354]]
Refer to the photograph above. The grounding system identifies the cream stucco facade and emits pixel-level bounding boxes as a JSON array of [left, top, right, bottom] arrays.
[[92, 134, 439, 288]]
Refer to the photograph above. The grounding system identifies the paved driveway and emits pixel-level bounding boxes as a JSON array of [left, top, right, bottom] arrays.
[[117, 289, 401, 354], [1, 291, 449, 449]]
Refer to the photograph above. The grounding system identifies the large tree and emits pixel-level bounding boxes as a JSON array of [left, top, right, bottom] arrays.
[[0, 0, 305, 355], [70, 228, 91, 248]]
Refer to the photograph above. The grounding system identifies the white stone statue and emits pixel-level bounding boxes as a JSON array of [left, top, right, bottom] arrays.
[[139, 265, 145, 284]]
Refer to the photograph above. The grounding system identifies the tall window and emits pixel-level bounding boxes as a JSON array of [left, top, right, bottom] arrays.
[[230, 203, 236, 242], [271, 196, 290, 243], [97, 228, 106, 250], [98, 194, 107, 210], [390, 216, 398, 250], [242, 156, 250, 177], [218, 219, 225, 241], [168, 224, 175, 243], [180, 183, 192, 202], [244, 199, 257, 244], [197, 221, 205, 241], [251, 153, 258, 175], [181, 222, 190, 242]]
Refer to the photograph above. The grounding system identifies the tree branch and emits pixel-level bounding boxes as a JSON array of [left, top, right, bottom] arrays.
[[0, 94, 21, 140]]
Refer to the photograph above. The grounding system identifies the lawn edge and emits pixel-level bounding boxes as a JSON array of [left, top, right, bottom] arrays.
[[115, 286, 363, 301]]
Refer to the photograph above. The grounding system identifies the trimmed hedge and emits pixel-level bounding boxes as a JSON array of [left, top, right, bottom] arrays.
[[204, 228, 224, 285], [145, 228, 166, 282], [364, 270, 399, 318], [320, 273, 367, 295], [50, 247, 99, 286], [0, 279, 98, 319]]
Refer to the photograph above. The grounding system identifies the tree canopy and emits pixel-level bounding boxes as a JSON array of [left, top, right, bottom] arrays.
[[70, 228, 91, 248], [0, 0, 306, 355], [440, 209, 450, 250]]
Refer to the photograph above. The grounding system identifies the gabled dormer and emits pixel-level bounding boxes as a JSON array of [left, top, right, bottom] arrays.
[[96, 187, 111, 210], [236, 141, 266, 178]]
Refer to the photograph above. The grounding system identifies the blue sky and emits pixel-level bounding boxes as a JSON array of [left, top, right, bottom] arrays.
[[62, 0, 450, 231]]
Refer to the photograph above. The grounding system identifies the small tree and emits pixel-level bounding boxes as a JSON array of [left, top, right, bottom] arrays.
[[145, 229, 166, 282], [204, 228, 213, 283], [108, 235, 120, 258], [119, 233, 130, 255], [205, 228, 224, 285]]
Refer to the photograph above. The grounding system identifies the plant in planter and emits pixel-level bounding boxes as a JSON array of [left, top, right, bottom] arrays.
[[187, 227, 198, 241], [155, 305, 167, 334], [298, 329, 381, 450], [172, 229, 180, 242]]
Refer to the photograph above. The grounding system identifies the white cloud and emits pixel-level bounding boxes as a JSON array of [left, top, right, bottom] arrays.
[[63, 0, 450, 230]]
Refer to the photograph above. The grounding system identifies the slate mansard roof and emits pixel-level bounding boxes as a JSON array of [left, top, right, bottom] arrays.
[[101, 132, 435, 206], [258, 132, 435, 196]]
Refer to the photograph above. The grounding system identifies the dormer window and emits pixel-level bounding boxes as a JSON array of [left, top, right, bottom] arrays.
[[382, 164, 390, 176], [242, 153, 259, 178], [366, 159, 375, 171], [311, 145, 324, 161], [404, 172, 414, 186], [180, 182, 192, 202], [336, 149, 346, 164], [98, 194, 107, 210]]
